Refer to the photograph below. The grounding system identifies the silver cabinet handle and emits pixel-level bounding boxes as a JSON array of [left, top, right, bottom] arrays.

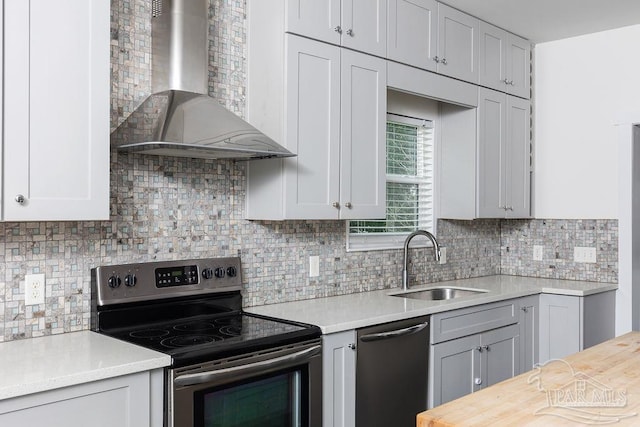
[[334, 25, 342, 34], [332, 202, 340, 209], [433, 56, 440, 63], [509, 80, 515, 86], [346, 29, 353, 36], [521, 306, 529, 313], [441, 58, 447, 65], [15, 194, 25, 204], [503, 78, 509, 84], [360, 321, 429, 342], [482, 345, 490, 351], [174, 345, 321, 386], [348, 343, 356, 350], [345, 202, 352, 209], [475, 378, 482, 385], [475, 346, 483, 352]]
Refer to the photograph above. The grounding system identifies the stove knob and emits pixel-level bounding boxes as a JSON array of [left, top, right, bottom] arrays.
[[124, 274, 137, 287], [107, 275, 121, 288], [226, 266, 237, 277], [202, 268, 214, 280], [214, 267, 225, 278]]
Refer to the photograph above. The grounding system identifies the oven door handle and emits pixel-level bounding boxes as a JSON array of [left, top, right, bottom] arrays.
[[173, 344, 322, 387]]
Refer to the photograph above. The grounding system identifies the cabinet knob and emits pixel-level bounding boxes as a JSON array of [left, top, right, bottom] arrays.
[[441, 58, 447, 65], [15, 194, 25, 205], [348, 343, 356, 350], [433, 56, 440, 63], [345, 202, 352, 209], [503, 78, 509, 84], [475, 346, 483, 352], [474, 378, 482, 385], [521, 306, 529, 313], [332, 202, 340, 209], [346, 29, 354, 36], [508, 80, 515, 86], [482, 345, 490, 351], [334, 25, 342, 34]]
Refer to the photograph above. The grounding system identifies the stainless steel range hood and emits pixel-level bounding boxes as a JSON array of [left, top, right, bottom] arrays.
[[111, 0, 294, 160]]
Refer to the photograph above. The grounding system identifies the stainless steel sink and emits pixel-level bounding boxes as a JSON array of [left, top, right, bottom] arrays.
[[389, 286, 488, 301]]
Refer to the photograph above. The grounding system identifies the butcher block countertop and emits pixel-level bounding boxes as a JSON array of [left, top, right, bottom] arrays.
[[417, 332, 640, 426]]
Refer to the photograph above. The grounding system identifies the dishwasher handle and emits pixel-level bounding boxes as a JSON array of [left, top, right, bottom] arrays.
[[359, 321, 429, 343]]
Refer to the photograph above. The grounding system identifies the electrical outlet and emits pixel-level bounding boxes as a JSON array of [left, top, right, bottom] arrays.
[[439, 247, 447, 264], [533, 245, 544, 261], [309, 256, 319, 277], [574, 247, 597, 263], [25, 273, 45, 305]]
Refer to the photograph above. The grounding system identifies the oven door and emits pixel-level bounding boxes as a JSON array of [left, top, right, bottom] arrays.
[[169, 340, 322, 427]]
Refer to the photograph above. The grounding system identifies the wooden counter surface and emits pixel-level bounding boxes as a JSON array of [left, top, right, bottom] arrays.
[[418, 332, 640, 426]]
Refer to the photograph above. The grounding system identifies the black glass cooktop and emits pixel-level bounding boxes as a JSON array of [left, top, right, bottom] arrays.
[[97, 304, 320, 367]]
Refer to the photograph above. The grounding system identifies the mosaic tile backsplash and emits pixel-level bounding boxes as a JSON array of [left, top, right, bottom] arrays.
[[0, 0, 618, 342]]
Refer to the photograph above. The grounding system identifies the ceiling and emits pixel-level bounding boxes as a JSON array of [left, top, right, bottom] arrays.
[[442, 0, 640, 43]]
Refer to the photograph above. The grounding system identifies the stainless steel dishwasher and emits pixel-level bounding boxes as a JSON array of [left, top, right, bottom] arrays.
[[356, 316, 430, 427]]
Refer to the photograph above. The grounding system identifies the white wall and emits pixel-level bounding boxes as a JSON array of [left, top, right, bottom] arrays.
[[534, 24, 640, 219]]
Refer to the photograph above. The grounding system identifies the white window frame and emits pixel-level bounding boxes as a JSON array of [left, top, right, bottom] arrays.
[[347, 112, 438, 252]]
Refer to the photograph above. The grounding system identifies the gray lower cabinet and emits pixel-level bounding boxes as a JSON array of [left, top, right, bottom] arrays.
[[539, 291, 616, 362], [518, 295, 539, 372], [430, 324, 519, 407], [0, 369, 164, 427], [322, 330, 357, 427]]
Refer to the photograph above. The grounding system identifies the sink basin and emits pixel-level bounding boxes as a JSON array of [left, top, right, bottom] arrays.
[[389, 286, 488, 301]]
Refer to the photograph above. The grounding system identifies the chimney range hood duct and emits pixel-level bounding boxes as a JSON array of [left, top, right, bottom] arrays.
[[111, 0, 294, 160]]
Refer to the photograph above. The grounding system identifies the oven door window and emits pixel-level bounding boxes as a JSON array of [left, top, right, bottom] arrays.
[[194, 366, 308, 427]]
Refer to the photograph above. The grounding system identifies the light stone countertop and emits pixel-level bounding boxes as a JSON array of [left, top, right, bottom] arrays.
[[0, 330, 171, 401], [246, 275, 618, 334]]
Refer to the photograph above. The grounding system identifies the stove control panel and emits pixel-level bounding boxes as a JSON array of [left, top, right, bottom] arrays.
[[92, 257, 243, 306], [156, 265, 199, 287]]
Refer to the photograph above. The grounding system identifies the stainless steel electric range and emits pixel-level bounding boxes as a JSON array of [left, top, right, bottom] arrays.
[[91, 257, 322, 427]]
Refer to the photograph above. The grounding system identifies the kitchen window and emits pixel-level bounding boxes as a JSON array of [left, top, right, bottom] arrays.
[[347, 113, 435, 251]]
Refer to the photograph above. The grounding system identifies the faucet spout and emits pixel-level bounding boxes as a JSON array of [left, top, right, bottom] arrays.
[[402, 230, 441, 292]]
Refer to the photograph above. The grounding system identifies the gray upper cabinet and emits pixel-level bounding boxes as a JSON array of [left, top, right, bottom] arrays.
[[388, 1, 479, 84], [437, 3, 479, 83], [479, 21, 531, 99], [477, 88, 531, 218], [3, 0, 110, 221], [285, 0, 387, 57], [246, 3, 386, 220], [387, 0, 438, 71]]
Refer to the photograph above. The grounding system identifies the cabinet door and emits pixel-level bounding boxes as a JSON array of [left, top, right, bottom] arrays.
[[477, 88, 507, 218], [430, 334, 481, 407], [339, 49, 386, 220], [539, 294, 581, 363], [342, 0, 387, 57], [437, 3, 478, 83], [284, 36, 341, 219], [3, 0, 110, 221], [505, 96, 531, 218], [478, 21, 507, 92], [322, 331, 356, 427], [387, 0, 437, 71], [506, 34, 531, 99], [482, 324, 519, 388], [286, 0, 341, 46], [518, 295, 539, 373]]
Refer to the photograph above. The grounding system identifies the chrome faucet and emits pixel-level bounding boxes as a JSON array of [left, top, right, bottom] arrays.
[[402, 230, 441, 291]]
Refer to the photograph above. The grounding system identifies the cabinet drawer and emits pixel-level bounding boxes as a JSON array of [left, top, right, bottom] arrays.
[[431, 299, 518, 343]]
